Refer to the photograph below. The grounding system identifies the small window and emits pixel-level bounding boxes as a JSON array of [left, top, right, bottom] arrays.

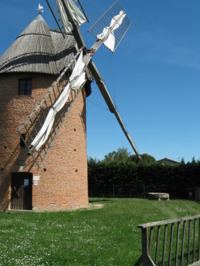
[[18, 79, 32, 95], [20, 134, 26, 148]]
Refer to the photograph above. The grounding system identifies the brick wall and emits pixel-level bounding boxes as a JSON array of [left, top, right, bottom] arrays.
[[0, 73, 88, 211]]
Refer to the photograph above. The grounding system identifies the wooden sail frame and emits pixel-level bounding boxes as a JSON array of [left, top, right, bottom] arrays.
[[17, 0, 141, 168], [50, 0, 141, 158], [17, 49, 84, 169]]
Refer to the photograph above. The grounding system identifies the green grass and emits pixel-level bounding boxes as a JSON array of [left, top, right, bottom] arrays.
[[0, 198, 200, 265]]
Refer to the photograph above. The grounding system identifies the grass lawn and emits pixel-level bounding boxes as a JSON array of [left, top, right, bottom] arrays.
[[0, 198, 200, 265]]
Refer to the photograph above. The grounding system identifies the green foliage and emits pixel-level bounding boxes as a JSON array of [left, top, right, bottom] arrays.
[[100, 148, 156, 165], [130, 153, 156, 165], [88, 158, 200, 199], [101, 148, 157, 166], [102, 147, 131, 164]]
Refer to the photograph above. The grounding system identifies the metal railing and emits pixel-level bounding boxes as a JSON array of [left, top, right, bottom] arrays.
[[135, 215, 200, 266]]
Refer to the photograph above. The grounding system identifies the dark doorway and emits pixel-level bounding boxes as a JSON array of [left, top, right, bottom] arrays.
[[11, 172, 32, 210]]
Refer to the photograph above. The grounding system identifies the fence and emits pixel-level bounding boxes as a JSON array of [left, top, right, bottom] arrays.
[[135, 215, 200, 266]]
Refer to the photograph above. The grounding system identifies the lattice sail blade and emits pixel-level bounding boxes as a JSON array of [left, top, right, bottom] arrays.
[[29, 51, 86, 152], [45, 0, 140, 158], [88, 0, 131, 52], [17, 50, 85, 169]]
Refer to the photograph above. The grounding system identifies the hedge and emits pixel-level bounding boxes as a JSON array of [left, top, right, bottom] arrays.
[[88, 161, 200, 199]]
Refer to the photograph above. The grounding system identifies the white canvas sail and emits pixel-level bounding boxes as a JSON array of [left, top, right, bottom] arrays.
[[56, 0, 86, 33], [97, 10, 126, 52], [30, 52, 86, 151]]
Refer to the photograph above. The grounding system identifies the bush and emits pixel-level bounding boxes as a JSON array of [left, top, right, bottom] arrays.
[[88, 160, 200, 199]]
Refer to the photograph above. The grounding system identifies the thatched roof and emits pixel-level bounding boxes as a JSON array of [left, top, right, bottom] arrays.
[[0, 14, 77, 75]]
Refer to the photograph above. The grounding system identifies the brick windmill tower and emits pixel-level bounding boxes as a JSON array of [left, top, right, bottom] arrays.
[[0, 1, 140, 211]]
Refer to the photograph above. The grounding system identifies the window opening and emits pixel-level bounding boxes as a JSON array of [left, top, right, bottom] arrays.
[[18, 79, 32, 95], [20, 134, 26, 148]]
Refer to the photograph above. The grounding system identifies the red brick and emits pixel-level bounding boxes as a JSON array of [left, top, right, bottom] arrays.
[[0, 73, 88, 211]]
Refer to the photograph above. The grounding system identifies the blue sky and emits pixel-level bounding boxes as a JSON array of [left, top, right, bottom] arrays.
[[1, 1, 200, 162]]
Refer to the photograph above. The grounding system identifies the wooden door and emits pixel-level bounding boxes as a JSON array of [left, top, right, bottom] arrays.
[[11, 173, 32, 210]]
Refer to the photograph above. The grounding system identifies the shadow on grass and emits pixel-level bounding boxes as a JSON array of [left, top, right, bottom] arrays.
[[156, 250, 199, 266], [89, 198, 112, 203]]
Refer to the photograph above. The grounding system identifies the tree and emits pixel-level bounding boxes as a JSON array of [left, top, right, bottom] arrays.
[[88, 156, 99, 164], [103, 147, 131, 163], [130, 153, 156, 165]]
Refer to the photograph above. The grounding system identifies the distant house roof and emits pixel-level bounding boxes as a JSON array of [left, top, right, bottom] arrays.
[[0, 14, 77, 75], [157, 158, 179, 166]]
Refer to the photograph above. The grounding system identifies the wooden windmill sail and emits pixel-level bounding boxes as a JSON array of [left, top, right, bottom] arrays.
[[55, 0, 141, 158], [18, 0, 140, 172], [17, 0, 141, 170]]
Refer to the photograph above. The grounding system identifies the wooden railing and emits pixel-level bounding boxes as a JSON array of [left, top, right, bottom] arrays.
[[135, 215, 200, 266]]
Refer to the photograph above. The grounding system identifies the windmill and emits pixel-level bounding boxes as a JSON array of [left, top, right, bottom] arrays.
[[18, 0, 140, 167], [0, 1, 140, 211]]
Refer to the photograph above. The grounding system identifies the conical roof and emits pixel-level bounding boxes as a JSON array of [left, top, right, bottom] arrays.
[[0, 14, 77, 75]]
